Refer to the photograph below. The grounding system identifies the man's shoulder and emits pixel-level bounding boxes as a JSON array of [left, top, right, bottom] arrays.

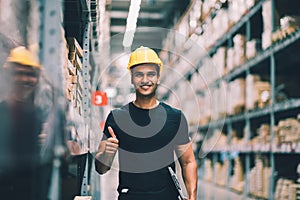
[[111, 102, 130, 112], [109, 102, 130, 117], [160, 102, 182, 114]]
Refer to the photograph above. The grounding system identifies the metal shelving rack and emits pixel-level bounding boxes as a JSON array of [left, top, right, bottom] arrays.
[[0, 0, 105, 199], [161, 0, 266, 100], [39, 0, 105, 199], [161, 0, 300, 199]]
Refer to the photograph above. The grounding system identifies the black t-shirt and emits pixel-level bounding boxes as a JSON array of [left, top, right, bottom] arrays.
[[103, 102, 190, 194], [0, 101, 51, 200], [0, 101, 44, 171]]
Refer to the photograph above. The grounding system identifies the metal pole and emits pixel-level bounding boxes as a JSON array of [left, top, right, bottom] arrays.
[[80, 0, 91, 196], [226, 121, 232, 189], [269, 53, 276, 200], [38, 0, 65, 199]]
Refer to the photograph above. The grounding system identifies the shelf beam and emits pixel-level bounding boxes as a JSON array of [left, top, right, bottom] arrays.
[[198, 98, 300, 130]]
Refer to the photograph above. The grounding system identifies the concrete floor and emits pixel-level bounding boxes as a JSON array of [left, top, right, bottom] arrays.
[[99, 157, 255, 200]]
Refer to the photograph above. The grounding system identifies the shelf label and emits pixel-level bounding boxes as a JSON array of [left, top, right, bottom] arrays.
[[92, 91, 108, 106]]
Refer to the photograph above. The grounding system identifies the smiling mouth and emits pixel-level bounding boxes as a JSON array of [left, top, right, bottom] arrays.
[[141, 85, 151, 90], [138, 82, 153, 87], [140, 84, 153, 90]]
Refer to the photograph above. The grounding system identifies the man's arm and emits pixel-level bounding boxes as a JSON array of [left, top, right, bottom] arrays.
[[176, 142, 198, 200], [95, 126, 119, 175]]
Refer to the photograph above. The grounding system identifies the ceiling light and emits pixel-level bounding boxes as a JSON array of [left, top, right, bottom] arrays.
[[123, 0, 141, 48]]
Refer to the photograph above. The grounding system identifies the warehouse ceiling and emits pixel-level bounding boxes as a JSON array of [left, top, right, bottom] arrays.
[[64, 0, 190, 53], [108, 0, 190, 55]]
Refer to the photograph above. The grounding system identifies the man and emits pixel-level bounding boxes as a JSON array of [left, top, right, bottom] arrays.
[[0, 46, 51, 199], [95, 46, 198, 200]]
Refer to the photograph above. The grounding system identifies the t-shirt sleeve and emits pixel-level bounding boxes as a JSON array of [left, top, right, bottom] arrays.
[[174, 111, 190, 145]]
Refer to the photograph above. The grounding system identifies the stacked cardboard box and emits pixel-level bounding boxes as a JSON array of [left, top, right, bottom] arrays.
[[74, 196, 92, 200], [246, 74, 271, 110], [212, 9, 230, 43], [226, 47, 235, 73], [272, 15, 300, 43], [199, 0, 256, 50], [198, 74, 271, 124], [228, 0, 256, 24], [246, 39, 260, 60], [274, 178, 299, 200], [227, 78, 246, 115], [211, 84, 227, 120], [233, 34, 247, 68], [215, 160, 229, 186], [198, 90, 212, 125], [248, 156, 271, 199], [251, 124, 271, 148], [230, 157, 244, 193], [274, 118, 300, 151], [202, 130, 228, 152], [212, 47, 227, 78], [66, 37, 84, 115], [261, 0, 280, 49], [204, 159, 213, 182]]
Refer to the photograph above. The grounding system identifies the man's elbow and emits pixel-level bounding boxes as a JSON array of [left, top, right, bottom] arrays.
[[94, 159, 110, 175], [95, 166, 107, 175]]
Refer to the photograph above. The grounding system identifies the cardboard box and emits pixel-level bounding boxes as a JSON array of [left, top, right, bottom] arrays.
[[74, 196, 92, 200]]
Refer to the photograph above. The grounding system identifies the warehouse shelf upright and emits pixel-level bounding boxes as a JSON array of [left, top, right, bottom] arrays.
[[63, 1, 111, 199], [38, 1, 68, 199], [160, 0, 300, 199], [38, 0, 108, 199]]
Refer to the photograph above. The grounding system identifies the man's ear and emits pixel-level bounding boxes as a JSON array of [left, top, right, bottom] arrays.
[[130, 69, 134, 84]]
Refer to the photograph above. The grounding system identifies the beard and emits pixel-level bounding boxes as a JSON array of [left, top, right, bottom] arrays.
[[13, 84, 36, 102], [135, 82, 158, 99]]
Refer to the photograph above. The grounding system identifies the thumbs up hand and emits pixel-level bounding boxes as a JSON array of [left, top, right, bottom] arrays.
[[105, 126, 119, 154]]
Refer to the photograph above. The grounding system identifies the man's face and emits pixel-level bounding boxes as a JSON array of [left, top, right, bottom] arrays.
[[131, 64, 160, 98], [6, 62, 40, 101]]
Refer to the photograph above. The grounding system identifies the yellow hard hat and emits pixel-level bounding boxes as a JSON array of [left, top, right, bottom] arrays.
[[127, 46, 163, 71], [5, 46, 41, 69]]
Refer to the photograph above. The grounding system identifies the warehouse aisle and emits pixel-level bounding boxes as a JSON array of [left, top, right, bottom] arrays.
[[100, 175, 256, 200], [99, 161, 255, 200], [196, 180, 256, 200]]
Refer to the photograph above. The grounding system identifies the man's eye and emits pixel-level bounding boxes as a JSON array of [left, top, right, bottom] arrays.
[[134, 73, 143, 77], [147, 72, 156, 77]]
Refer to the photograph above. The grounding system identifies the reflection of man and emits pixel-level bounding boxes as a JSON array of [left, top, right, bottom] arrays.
[[0, 46, 50, 199], [95, 46, 198, 200]]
